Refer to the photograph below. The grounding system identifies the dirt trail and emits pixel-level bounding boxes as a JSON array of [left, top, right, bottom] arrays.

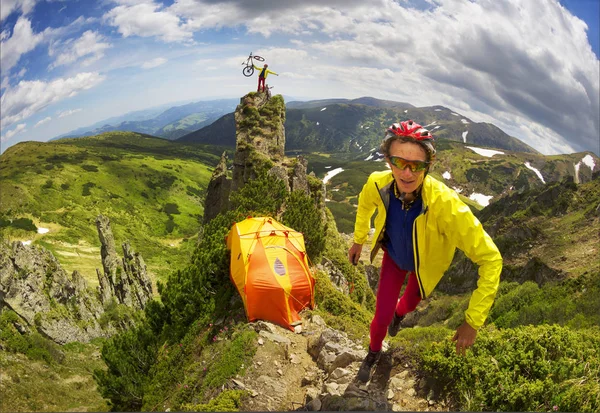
[[236, 317, 449, 412]]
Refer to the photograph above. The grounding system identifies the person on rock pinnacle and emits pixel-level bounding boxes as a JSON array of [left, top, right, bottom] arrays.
[[254, 63, 278, 93]]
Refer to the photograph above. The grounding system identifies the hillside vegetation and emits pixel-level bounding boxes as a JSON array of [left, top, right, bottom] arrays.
[[1, 95, 599, 413], [89, 170, 600, 412], [304, 140, 597, 233], [0, 132, 222, 285]]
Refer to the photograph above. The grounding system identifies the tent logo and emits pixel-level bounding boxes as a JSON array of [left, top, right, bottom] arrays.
[[273, 258, 286, 276]]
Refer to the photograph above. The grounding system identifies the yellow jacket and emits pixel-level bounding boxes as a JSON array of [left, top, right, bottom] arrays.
[[354, 171, 502, 329], [254, 65, 278, 78]]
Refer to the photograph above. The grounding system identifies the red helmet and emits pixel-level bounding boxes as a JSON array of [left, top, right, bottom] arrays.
[[383, 120, 436, 163], [386, 120, 433, 141]]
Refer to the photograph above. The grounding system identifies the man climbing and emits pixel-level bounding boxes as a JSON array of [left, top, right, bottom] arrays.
[[349, 120, 502, 383], [254, 63, 278, 93]]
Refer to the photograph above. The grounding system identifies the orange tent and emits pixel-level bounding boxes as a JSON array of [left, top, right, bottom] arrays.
[[226, 217, 315, 331]]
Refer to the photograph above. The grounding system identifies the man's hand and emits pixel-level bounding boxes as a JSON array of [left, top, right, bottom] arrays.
[[452, 322, 477, 356], [348, 243, 363, 265]]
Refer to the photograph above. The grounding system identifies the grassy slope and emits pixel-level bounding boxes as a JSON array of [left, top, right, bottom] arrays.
[[0, 342, 109, 412], [0, 132, 220, 286]]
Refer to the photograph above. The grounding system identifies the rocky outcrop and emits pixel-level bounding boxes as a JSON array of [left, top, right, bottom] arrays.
[[0, 215, 152, 344], [229, 314, 443, 412], [0, 240, 107, 344], [203, 92, 318, 223], [291, 156, 309, 194], [231, 93, 286, 192], [203, 152, 231, 223], [317, 257, 350, 295], [96, 214, 152, 308]]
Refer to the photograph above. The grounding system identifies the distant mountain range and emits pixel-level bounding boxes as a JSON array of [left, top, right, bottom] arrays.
[[52, 99, 240, 141], [178, 96, 538, 154], [54, 96, 536, 154]]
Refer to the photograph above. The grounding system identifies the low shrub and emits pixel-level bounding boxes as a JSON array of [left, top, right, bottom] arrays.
[[421, 324, 600, 412]]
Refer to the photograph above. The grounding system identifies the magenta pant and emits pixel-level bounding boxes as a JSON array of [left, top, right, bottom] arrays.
[[257, 76, 266, 92], [370, 251, 422, 352]]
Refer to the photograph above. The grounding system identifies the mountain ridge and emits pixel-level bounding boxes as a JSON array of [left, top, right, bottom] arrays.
[[178, 97, 538, 154]]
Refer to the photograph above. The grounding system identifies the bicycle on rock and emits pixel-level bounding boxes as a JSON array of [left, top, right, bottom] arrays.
[[265, 84, 274, 100], [242, 52, 265, 77]]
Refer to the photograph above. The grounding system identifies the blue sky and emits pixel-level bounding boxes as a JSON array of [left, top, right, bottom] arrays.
[[1, 0, 599, 155]]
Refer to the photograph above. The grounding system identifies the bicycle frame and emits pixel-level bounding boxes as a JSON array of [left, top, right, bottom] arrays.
[[242, 52, 264, 77]]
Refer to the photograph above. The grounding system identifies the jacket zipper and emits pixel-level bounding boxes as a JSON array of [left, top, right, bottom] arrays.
[[413, 205, 428, 299], [371, 181, 390, 261]]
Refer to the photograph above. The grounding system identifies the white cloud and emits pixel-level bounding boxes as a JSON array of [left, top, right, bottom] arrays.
[[162, 0, 598, 154], [141, 57, 167, 69], [0, 0, 37, 22], [58, 108, 82, 118], [49, 30, 111, 69], [34, 116, 51, 127], [1, 123, 27, 142], [104, 2, 193, 43], [0, 72, 105, 129], [0, 17, 43, 75]]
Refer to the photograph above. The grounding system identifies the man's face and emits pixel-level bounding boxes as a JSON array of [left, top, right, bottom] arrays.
[[386, 140, 427, 194]]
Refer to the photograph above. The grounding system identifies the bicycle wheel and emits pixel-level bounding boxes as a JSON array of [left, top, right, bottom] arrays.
[[243, 66, 254, 77], [253, 55, 265, 62]]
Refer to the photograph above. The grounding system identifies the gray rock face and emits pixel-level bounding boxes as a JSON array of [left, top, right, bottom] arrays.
[[231, 93, 286, 192], [0, 241, 107, 344], [0, 215, 153, 344], [96, 215, 153, 308], [317, 257, 350, 295], [267, 165, 291, 192], [203, 91, 322, 223], [203, 152, 231, 223], [291, 156, 310, 195]]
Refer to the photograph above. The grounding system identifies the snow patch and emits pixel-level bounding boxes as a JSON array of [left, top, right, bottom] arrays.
[[466, 146, 505, 157], [451, 112, 459, 116], [442, 171, 452, 180], [321, 107, 327, 111], [524, 162, 546, 184], [462, 131, 468, 143], [452, 186, 463, 194], [581, 154, 596, 170], [365, 154, 374, 161], [38, 227, 49, 234], [433, 126, 441, 130], [323, 167, 344, 184], [316, 122, 319, 126], [404, 110, 408, 113], [434, 109, 442, 111], [22, 240, 32, 245], [461, 119, 469, 124], [425, 121, 437, 127], [365, 126, 370, 129], [469, 193, 493, 207], [325, 166, 331, 169]]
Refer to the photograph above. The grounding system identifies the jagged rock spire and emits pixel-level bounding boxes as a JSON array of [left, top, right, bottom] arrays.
[[96, 214, 153, 308], [203, 152, 231, 224]]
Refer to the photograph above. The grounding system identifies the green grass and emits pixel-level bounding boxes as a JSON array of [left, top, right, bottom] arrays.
[[0, 132, 219, 285], [0, 343, 109, 412]]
